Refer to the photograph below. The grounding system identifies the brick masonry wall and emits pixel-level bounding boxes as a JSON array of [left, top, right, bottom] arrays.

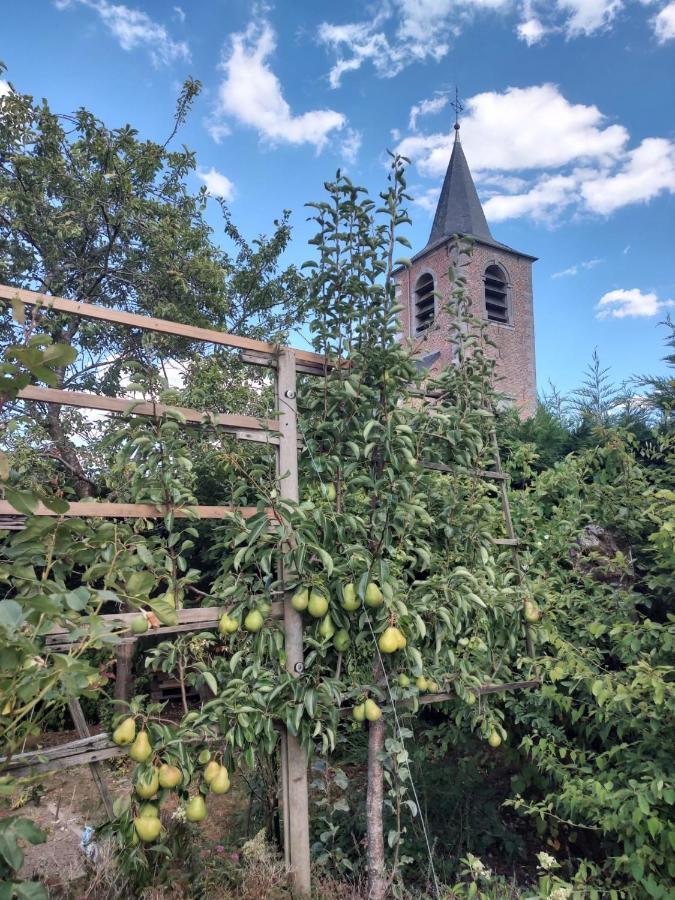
[[395, 239, 537, 418]]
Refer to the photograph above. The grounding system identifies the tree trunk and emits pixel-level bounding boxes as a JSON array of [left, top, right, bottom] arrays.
[[366, 714, 387, 900], [44, 404, 93, 498]]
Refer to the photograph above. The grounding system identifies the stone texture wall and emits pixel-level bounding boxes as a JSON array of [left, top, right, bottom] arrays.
[[394, 239, 537, 418]]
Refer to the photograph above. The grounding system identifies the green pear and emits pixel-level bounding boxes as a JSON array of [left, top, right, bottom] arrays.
[[333, 629, 350, 652], [129, 730, 153, 763], [203, 760, 220, 784], [307, 590, 329, 618], [341, 582, 360, 611], [197, 749, 211, 765], [364, 699, 382, 722], [427, 681, 439, 694], [378, 626, 404, 654], [130, 614, 148, 635], [291, 588, 309, 612], [218, 612, 239, 635], [318, 614, 336, 640], [185, 795, 207, 822], [323, 483, 336, 502], [364, 583, 384, 608], [136, 768, 160, 799], [352, 703, 366, 722], [138, 803, 159, 818], [112, 716, 136, 746], [134, 815, 161, 842], [158, 763, 182, 789], [244, 609, 264, 632], [415, 676, 428, 692], [524, 600, 541, 623], [210, 766, 231, 795], [488, 730, 502, 748], [398, 673, 410, 687]]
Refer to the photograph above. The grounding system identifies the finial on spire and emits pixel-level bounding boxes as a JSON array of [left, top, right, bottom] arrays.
[[451, 86, 463, 139]]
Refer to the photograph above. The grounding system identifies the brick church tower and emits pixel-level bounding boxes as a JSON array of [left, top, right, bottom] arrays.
[[394, 122, 537, 418]]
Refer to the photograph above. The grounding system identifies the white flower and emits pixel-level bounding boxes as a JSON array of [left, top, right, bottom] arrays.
[[550, 887, 573, 900], [536, 850, 560, 871]]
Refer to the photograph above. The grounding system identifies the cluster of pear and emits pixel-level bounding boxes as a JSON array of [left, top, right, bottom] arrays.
[[112, 717, 183, 843], [378, 625, 406, 654], [352, 698, 382, 722], [290, 580, 385, 651], [218, 599, 273, 636]]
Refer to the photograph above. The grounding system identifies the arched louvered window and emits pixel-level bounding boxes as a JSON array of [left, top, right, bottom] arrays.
[[484, 265, 510, 324], [414, 273, 435, 335]]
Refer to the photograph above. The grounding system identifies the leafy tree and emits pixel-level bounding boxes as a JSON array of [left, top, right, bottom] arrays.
[[0, 68, 303, 497]]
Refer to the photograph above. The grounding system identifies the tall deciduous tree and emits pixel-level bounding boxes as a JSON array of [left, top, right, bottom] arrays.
[[0, 69, 303, 496]]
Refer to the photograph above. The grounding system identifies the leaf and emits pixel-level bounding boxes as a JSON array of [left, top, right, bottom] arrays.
[[126, 571, 155, 597], [40, 496, 70, 514], [0, 599, 24, 630], [11, 296, 25, 324], [315, 547, 334, 577], [203, 672, 218, 696], [3, 487, 38, 515]]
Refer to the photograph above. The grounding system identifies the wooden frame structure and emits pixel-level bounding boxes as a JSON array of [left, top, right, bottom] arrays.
[[1, 285, 538, 896]]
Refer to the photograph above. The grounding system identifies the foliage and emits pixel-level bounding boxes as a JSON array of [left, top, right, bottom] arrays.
[[0, 816, 46, 900]]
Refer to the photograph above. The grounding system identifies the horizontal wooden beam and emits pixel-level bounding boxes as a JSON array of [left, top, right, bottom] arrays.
[[2, 678, 541, 776], [0, 500, 277, 520], [493, 538, 520, 546], [45, 602, 285, 650], [17, 385, 279, 443], [0, 285, 326, 370], [422, 461, 508, 481]]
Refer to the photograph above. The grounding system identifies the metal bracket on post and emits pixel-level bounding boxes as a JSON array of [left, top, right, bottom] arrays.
[[276, 349, 311, 897]]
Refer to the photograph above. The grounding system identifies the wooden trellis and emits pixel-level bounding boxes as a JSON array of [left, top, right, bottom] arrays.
[[0, 285, 539, 896]]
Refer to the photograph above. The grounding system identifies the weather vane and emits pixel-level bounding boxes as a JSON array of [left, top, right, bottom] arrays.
[[451, 86, 464, 131]]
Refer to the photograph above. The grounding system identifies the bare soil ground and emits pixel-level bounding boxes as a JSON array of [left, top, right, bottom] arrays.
[[0, 728, 250, 896]]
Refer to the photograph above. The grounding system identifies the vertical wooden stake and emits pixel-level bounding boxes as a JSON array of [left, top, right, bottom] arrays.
[[114, 640, 135, 708], [276, 349, 311, 897], [67, 698, 114, 819]]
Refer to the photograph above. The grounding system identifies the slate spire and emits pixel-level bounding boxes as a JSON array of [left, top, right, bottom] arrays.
[[427, 124, 493, 246]]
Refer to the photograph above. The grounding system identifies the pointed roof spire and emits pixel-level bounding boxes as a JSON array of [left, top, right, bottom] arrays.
[[427, 100, 493, 247]]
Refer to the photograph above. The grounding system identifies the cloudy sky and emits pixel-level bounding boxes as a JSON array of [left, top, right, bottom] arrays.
[[2, 0, 674, 393]]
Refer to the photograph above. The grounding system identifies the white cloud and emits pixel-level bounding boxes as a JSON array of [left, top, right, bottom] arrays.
[[340, 128, 362, 164], [552, 258, 603, 277], [197, 167, 235, 200], [0, 80, 10, 97], [596, 288, 674, 319], [318, 0, 668, 80], [409, 94, 449, 131], [653, 1, 675, 40], [173, 5, 185, 23], [397, 84, 627, 177], [482, 171, 580, 222], [318, 1, 512, 86], [517, 16, 548, 42], [396, 83, 675, 224], [581, 137, 675, 214], [557, 0, 623, 35], [55, 0, 190, 66], [211, 21, 346, 151], [413, 186, 442, 213]]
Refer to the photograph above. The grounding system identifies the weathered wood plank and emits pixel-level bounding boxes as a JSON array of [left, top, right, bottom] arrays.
[[17, 385, 279, 442], [0, 500, 278, 521], [45, 602, 285, 650], [0, 284, 326, 369]]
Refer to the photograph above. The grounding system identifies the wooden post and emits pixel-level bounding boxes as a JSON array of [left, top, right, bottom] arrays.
[[67, 698, 114, 819], [114, 640, 135, 708], [276, 349, 311, 897]]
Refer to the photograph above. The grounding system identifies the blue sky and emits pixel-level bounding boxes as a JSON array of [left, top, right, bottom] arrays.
[[2, 0, 674, 395]]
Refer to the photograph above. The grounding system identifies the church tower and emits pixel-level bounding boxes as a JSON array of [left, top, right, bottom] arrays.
[[394, 121, 537, 418]]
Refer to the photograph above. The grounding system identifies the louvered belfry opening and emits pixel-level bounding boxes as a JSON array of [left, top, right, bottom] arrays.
[[414, 273, 435, 335], [485, 265, 509, 324]]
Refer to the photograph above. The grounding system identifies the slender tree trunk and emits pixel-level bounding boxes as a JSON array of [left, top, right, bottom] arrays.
[[44, 404, 93, 498], [366, 715, 387, 899]]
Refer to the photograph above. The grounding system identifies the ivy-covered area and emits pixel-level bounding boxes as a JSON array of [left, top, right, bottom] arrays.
[[0, 82, 673, 900]]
